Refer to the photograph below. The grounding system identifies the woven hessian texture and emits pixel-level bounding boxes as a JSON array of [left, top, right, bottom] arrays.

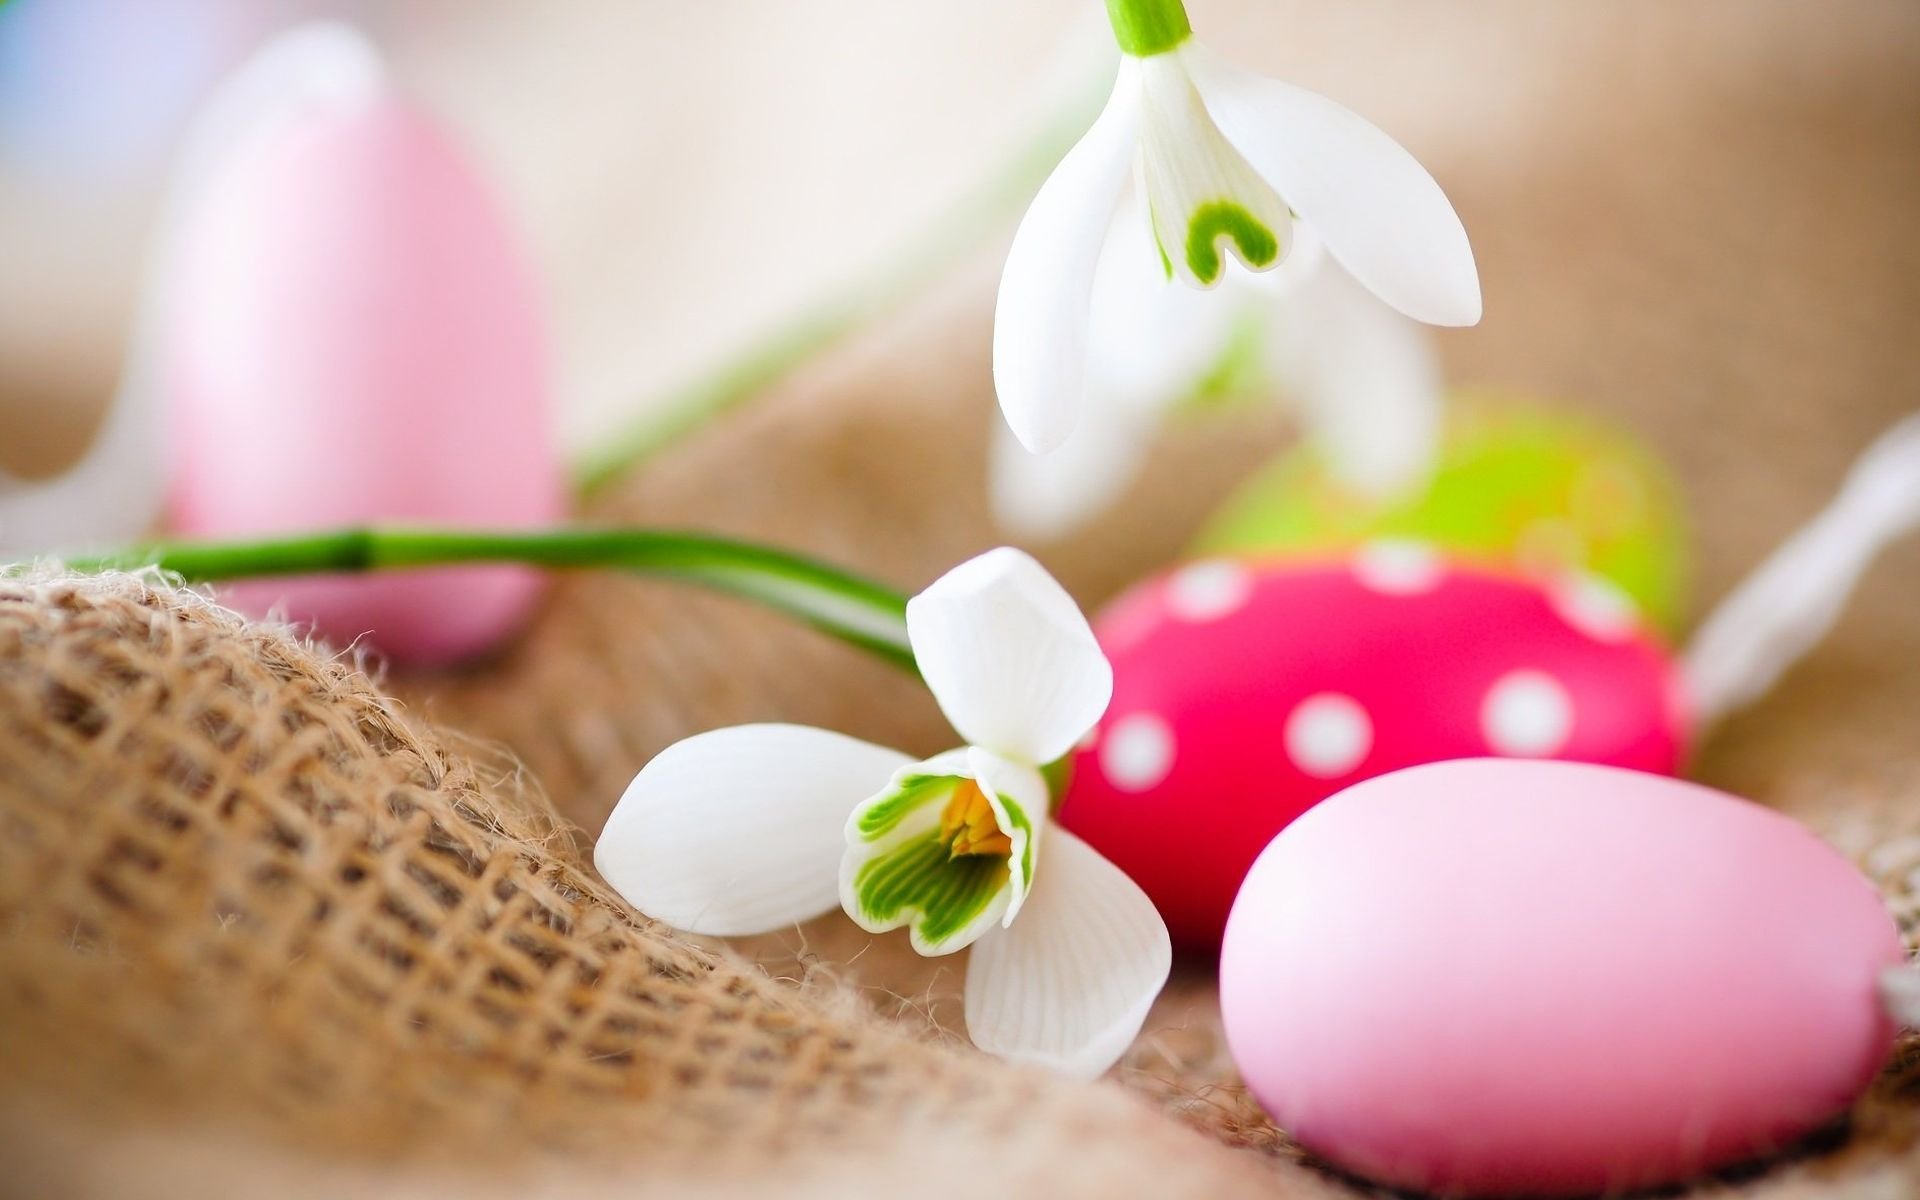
[[0, 571, 1279, 1198], [4, 1, 1920, 1196]]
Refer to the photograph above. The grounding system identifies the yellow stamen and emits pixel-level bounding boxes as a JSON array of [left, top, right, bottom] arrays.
[[939, 779, 1014, 859]]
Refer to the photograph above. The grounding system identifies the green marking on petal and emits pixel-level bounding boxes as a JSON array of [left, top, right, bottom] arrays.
[[1143, 197, 1176, 281], [1184, 201, 1279, 286], [853, 772, 957, 841], [850, 830, 1011, 951], [996, 788, 1038, 900], [842, 756, 1045, 953]]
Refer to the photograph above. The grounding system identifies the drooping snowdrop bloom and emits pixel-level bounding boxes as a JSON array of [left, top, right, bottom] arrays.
[[994, 0, 1479, 456], [595, 547, 1171, 1077], [991, 203, 1442, 538]]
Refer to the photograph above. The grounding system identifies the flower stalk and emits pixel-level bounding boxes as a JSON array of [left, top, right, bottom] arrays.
[[1105, 0, 1193, 57], [65, 526, 917, 671]]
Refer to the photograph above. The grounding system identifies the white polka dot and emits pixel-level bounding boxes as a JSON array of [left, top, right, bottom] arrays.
[[1101, 713, 1176, 792], [1165, 559, 1254, 622], [1550, 573, 1640, 643], [1482, 670, 1575, 758], [1284, 693, 1373, 779], [1352, 540, 1444, 596]]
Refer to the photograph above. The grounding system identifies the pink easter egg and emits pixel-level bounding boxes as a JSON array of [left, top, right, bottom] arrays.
[[1221, 759, 1903, 1196], [1058, 548, 1687, 950], [165, 92, 560, 666]]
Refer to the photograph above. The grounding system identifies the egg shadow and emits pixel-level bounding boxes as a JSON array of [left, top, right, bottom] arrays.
[[1277, 1114, 1855, 1200]]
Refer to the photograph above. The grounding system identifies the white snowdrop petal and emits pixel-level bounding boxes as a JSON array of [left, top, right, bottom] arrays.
[[966, 747, 1051, 927], [993, 63, 1143, 454], [990, 186, 1264, 542], [965, 827, 1172, 1078], [1087, 190, 1248, 419], [1183, 43, 1481, 327], [1277, 262, 1445, 495], [1132, 52, 1293, 290], [1481, 670, 1576, 758], [594, 724, 911, 937], [907, 548, 1113, 766], [987, 399, 1159, 541]]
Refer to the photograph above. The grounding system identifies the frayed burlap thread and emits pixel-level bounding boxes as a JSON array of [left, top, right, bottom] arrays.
[[5, 3, 1920, 1197], [0, 570, 1276, 1197]]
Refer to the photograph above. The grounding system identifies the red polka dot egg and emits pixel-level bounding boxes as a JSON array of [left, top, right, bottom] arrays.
[[1057, 545, 1689, 951]]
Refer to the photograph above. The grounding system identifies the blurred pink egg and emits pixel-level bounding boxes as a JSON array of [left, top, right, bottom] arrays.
[[165, 89, 560, 666], [1058, 548, 1688, 950], [1222, 759, 1902, 1196]]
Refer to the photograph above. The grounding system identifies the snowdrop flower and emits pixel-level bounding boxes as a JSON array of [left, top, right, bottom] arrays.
[[595, 547, 1171, 1078], [994, 0, 1479, 456], [992, 205, 1442, 538]]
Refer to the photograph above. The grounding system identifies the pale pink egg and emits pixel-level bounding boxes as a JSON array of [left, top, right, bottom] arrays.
[[1058, 550, 1687, 950], [165, 92, 560, 666], [1221, 759, 1903, 1196]]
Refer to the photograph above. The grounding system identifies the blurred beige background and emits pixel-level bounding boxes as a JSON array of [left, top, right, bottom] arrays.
[[10, 0, 1912, 481], [0, 0, 1093, 472]]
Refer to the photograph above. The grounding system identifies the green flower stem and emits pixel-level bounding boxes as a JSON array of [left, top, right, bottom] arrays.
[[1105, 0, 1192, 57], [68, 526, 917, 671], [570, 52, 1116, 497], [66, 527, 1091, 792]]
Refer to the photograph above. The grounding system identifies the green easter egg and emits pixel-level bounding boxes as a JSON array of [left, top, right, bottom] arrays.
[[1196, 395, 1690, 634]]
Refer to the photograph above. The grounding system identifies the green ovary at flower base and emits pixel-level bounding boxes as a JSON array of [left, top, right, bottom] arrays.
[[1104, 0, 1192, 58], [593, 547, 1172, 1078]]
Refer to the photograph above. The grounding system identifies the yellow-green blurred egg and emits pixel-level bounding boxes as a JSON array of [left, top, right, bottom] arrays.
[[1196, 396, 1690, 634]]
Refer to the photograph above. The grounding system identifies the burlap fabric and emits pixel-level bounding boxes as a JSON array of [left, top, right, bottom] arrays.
[[0, 569, 1282, 1198], [5, 1, 1920, 1196]]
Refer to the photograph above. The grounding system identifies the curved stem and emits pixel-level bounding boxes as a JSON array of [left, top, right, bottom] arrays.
[[66, 526, 917, 672]]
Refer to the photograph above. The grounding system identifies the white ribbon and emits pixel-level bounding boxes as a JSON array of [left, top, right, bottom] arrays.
[[0, 22, 385, 558], [1684, 412, 1920, 728]]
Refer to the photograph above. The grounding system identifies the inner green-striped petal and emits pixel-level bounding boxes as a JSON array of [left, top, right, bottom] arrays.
[[847, 829, 1012, 953], [852, 771, 958, 842], [1135, 50, 1292, 290], [841, 752, 1044, 955]]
